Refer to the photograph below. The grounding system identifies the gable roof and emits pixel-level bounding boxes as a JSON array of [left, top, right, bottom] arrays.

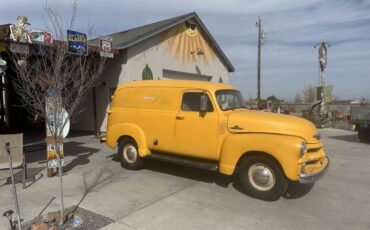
[[108, 12, 234, 72]]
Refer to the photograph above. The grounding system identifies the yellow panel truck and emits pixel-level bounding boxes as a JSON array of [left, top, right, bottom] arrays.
[[105, 80, 329, 200]]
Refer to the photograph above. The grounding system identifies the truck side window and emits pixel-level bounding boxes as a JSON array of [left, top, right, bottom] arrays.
[[181, 92, 214, 112]]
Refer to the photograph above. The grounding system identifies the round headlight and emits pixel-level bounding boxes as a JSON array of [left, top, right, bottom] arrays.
[[300, 141, 307, 157]]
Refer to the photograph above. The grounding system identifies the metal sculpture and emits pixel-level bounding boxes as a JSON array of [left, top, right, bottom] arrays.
[[9, 16, 31, 42], [312, 41, 331, 126]]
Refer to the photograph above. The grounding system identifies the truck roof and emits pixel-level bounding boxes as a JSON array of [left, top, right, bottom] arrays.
[[116, 80, 237, 92]]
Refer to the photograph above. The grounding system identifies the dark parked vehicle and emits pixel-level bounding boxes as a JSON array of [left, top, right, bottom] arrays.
[[350, 103, 370, 143]]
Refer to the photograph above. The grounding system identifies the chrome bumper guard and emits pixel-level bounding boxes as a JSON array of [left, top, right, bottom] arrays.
[[299, 156, 329, 184]]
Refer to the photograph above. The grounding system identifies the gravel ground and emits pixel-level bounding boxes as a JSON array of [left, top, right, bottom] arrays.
[[60, 207, 114, 230], [23, 206, 114, 230]]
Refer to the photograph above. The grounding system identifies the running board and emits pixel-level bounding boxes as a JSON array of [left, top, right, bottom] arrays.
[[146, 153, 219, 171]]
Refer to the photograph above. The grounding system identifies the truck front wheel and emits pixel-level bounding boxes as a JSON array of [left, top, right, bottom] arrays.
[[358, 127, 370, 143], [238, 155, 287, 201], [118, 137, 144, 170]]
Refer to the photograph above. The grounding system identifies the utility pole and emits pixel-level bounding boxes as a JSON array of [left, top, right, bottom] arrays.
[[256, 16, 264, 109]]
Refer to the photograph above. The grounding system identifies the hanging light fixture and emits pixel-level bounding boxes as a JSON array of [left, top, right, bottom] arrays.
[[0, 57, 7, 73]]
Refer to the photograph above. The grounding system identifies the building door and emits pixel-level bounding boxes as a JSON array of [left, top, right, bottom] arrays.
[[173, 90, 218, 160]]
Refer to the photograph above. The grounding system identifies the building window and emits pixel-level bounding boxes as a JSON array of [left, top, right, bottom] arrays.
[[181, 92, 213, 112], [142, 64, 153, 80], [219, 77, 223, 83]]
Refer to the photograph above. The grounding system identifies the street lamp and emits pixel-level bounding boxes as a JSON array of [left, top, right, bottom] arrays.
[[3, 210, 15, 230], [0, 57, 7, 73], [5, 142, 22, 230]]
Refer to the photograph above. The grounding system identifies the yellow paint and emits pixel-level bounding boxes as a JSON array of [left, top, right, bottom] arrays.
[[184, 21, 198, 37], [106, 80, 329, 182], [162, 21, 216, 65]]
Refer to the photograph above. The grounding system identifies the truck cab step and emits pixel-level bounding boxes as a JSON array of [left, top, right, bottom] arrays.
[[145, 153, 219, 171]]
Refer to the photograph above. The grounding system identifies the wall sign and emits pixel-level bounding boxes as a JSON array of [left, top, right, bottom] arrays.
[[47, 142, 64, 169], [67, 30, 87, 55], [10, 43, 29, 54], [28, 28, 53, 44], [99, 36, 113, 58]]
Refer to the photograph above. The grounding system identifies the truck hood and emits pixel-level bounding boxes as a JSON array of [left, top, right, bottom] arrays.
[[227, 110, 319, 143]]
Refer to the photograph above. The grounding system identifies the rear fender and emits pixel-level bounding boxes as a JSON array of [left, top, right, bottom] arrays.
[[106, 123, 150, 157]]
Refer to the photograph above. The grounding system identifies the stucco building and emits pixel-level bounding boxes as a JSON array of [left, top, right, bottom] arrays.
[[73, 12, 234, 134]]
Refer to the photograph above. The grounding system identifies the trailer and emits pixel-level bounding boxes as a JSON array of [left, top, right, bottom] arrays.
[[351, 103, 370, 143]]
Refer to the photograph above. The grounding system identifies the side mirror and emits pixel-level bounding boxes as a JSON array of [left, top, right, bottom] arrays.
[[200, 93, 208, 115]]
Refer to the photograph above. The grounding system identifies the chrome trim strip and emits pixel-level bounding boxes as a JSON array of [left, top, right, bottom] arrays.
[[299, 156, 329, 184]]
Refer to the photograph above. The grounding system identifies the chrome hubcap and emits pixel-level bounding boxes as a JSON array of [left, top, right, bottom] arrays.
[[248, 163, 276, 191], [123, 144, 137, 164]]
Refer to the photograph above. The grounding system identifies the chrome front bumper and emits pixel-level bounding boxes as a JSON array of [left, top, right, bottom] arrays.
[[299, 156, 329, 184]]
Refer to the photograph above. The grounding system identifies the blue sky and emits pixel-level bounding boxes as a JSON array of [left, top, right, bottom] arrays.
[[1, 0, 370, 100]]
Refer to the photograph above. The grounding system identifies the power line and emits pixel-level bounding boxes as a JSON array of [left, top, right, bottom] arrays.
[[263, 10, 370, 35], [222, 7, 370, 43]]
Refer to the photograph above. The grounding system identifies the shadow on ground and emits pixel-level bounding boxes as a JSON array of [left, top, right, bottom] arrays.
[[72, 165, 122, 211], [62, 141, 100, 173], [231, 179, 313, 202], [328, 134, 364, 143], [24, 141, 100, 172], [283, 182, 314, 199], [65, 130, 95, 138], [122, 159, 313, 201], [0, 141, 100, 188], [144, 159, 233, 188]]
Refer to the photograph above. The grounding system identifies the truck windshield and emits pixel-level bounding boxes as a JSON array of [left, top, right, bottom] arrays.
[[216, 90, 247, 111]]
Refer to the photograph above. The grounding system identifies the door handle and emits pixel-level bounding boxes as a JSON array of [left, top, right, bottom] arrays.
[[230, 125, 243, 130], [176, 116, 185, 120]]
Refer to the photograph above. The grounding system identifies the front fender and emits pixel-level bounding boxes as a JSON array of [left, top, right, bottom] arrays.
[[219, 133, 303, 181], [106, 123, 150, 157]]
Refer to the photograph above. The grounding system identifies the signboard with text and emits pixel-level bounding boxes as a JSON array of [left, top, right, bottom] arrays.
[[99, 36, 113, 58], [10, 43, 29, 54], [316, 85, 333, 103], [45, 88, 69, 169], [28, 28, 53, 44], [47, 141, 64, 169], [67, 30, 87, 55]]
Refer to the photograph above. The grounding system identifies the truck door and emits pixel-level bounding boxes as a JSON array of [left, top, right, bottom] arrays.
[[173, 90, 218, 160]]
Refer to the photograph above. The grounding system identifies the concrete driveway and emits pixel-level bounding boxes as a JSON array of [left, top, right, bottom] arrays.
[[0, 129, 369, 230]]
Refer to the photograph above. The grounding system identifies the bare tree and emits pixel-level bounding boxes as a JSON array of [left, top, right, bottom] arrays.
[[303, 84, 316, 103], [294, 92, 303, 103], [9, 0, 105, 225]]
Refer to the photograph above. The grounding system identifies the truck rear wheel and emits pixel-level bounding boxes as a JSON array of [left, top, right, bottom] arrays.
[[118, 137, 144, 170], [238, 155, 287, 201], [358, 127, 370, 143]]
